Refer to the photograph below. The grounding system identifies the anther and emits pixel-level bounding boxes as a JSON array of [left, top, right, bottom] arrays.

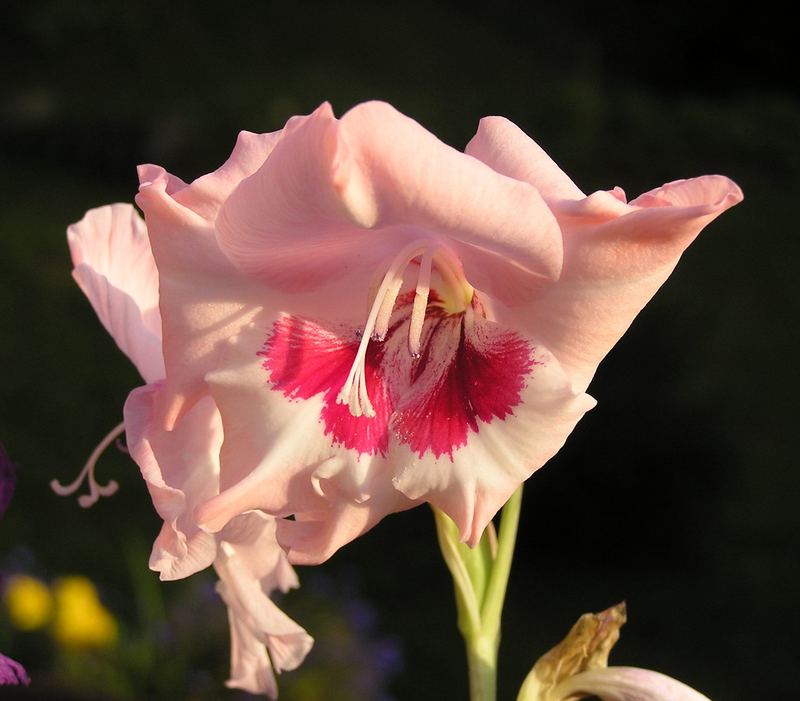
[[408, 248, 433, 357]]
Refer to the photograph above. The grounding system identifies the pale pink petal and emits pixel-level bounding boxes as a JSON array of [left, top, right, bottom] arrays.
[[275, 468, 418, 565], [465, 116, 584, 200], [216, 103, 385, 293], [192, 339, 341, 534], [182, 312, 416, 563], [218, 511, 299, 592], [215, 513, 313, 696], [135, 165, 265, 429], [123, 383, 220, 580], [216, 101, 563, 304], [194, 333, 399, 545], [553, 666, 712, 701], [391, 321, 595, 545], [522, 175, 743, 391], [171, 130, 282, 220], [223, 606, 279, 698], [68, 204, 163, 383]]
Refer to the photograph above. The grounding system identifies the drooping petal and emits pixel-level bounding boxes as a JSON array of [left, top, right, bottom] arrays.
[[216, 101, 564, 305], [218, 511, 299, 593], [391, 310, 595, 545], [123, 383, 219, 580], [214, 512, 313, 696], [521, 175, 743, 390], [552, 666, 712, 701], [223, 605, 279, 698], [68, 204, 164, 383], [465, 116, 585, 201]]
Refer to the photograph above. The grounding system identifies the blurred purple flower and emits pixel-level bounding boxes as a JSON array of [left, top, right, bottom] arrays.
[[0, 441, 29, 687], [0, 652, 30, 687], [0, 441, 16, 518]]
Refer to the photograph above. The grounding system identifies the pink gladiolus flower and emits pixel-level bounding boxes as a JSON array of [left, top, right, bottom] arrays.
[[64, 205, 312, 697], [130, 101, 740, 566]]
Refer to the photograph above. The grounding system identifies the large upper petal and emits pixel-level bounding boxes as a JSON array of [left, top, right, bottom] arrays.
[[216, 101, 564, 305], [519, 176, 743, 391], [68, 204, 163, 383], [465, 116, 585, 201]]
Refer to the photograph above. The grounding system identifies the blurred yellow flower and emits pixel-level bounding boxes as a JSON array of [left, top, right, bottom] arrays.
[[3, 575, 54, 631], [50, 576, 118, 648]]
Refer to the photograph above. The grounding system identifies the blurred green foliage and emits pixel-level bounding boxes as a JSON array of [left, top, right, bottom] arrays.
[[1, 2, 797, 699]]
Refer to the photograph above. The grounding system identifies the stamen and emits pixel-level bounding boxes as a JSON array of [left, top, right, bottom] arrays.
[[408, 248, 433, 357], [51, 421, 124, 508], [337, 238, 430, 417], [373, 274, 404, 342]]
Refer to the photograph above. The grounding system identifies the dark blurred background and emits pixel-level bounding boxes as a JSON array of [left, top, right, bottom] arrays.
[[1, 2, 797, 699]]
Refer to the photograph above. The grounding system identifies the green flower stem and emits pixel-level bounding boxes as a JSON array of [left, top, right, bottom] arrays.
[[434, 485, 524, 701], [481, 484, 522, 638]]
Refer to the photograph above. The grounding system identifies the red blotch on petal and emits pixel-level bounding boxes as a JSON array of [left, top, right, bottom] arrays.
[[393, 312, 536, 459], [259, 316, 392, 456]]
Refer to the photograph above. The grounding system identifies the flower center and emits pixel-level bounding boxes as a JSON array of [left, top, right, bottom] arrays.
[[336, 239, 473, 418]]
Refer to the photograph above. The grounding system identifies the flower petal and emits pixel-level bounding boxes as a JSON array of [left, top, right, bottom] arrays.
[[391, 316, 595, 545], [68, 204, 163, 383], [223, 606, 279, 698], [465, 116, 584, 201], [123, 383, 220, 580], [522, 175, 743, 390], [170, 130, 282, 220], [218, 511, 299, 592], [0, 652, 29, 687], [275, 468, 418, 565], [135, 123, 285, 424], [216, 101, 564, 304], [216, 103, 385, 292], [182, 316, 417, 563], [553, 666, 712, 701], [135, 165, 264, 429], [215, 513, 313, 696]]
